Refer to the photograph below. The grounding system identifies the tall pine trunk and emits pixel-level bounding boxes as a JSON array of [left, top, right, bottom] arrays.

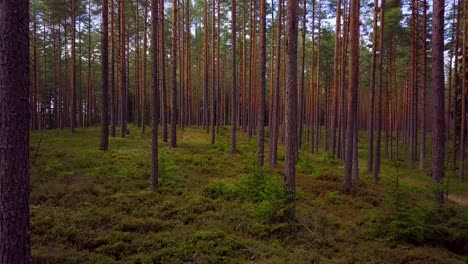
[[431, 0, 446, 204], [284, 0, 299, 221], [0, 1, 32, 261], [100, 0, 110, 151]]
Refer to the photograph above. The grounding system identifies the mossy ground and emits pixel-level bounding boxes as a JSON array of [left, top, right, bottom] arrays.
[[30, 126, 467, 263]]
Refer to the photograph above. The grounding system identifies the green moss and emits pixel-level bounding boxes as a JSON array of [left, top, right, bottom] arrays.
[[29, 126, 468, 263]]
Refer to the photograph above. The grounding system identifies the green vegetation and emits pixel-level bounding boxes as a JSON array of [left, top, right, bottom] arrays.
[[30, 126, 467, 263]]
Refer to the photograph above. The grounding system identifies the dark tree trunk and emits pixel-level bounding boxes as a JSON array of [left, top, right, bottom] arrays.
[[459, 0, 467, 179], [159, 0, 168, 142], [110, 0, 117, 137], [257, 0, 266, 167], [100, 0, 110, 151], [120, 0, 127, 138], [231, 0, 237, 154], [298, 0, 306, 148], [270, 0, 282, 167], [211, 0, 217, 145], [284, 0, 299, 221], [331, 0, 341, 156], [374, 0, 385, 181], [368, 0, 378, 173], [452, 1, 460, 169], [420, 0, 427, 170], [431, 0, 445, 204], [142, 0, 149, 135], [344, 0, 359, 193], [171, 0, 178, 148], [71, 0, 77, 132], [0, 1, 32, 262], [151, 0, 160, 190]]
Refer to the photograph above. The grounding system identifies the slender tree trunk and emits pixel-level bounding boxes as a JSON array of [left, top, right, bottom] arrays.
[[431, 0, 446, 204], [452, 1, 460, 169], [420, 0, 427, 170], [71, 0, 77, 132], [211, 0, 217, 145], [298, 0, 306, 148], [141, 0, 149, 134], [203, 0, 210, 133], [247, 0, 254, 139], [110, 0, 117, 137], [171, 0, 178, 148], [374, 0, 385, 181], [368, 0, 378, 173], [270, 0, 282, 167], [159, 0, 168, 142], [460, 0, 467, 179], [100, 0, 110, 151], [87, 1, 93, 127], [331, 0, 341, 156], [231, 0, 238, 154], [314, 8, 321, 153], [257, 0, 266, 167], [284, 0, 299, 221], [344, 0, 359, 192], [151, 0, 160, 190], [0, 1, 32, 261], [120, 0, 127, 138]]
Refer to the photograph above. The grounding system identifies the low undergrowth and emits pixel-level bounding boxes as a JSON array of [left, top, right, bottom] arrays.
[[30, 126, 468, 263]]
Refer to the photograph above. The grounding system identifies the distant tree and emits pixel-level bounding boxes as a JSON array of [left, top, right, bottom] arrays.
[[0, 0, 32, 262]]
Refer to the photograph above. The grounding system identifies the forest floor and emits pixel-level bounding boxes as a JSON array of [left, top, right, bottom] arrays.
[[30, 126, 467, 263]]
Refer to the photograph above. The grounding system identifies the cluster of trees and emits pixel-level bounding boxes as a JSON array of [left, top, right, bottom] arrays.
[[0, 0, 466, 261]]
